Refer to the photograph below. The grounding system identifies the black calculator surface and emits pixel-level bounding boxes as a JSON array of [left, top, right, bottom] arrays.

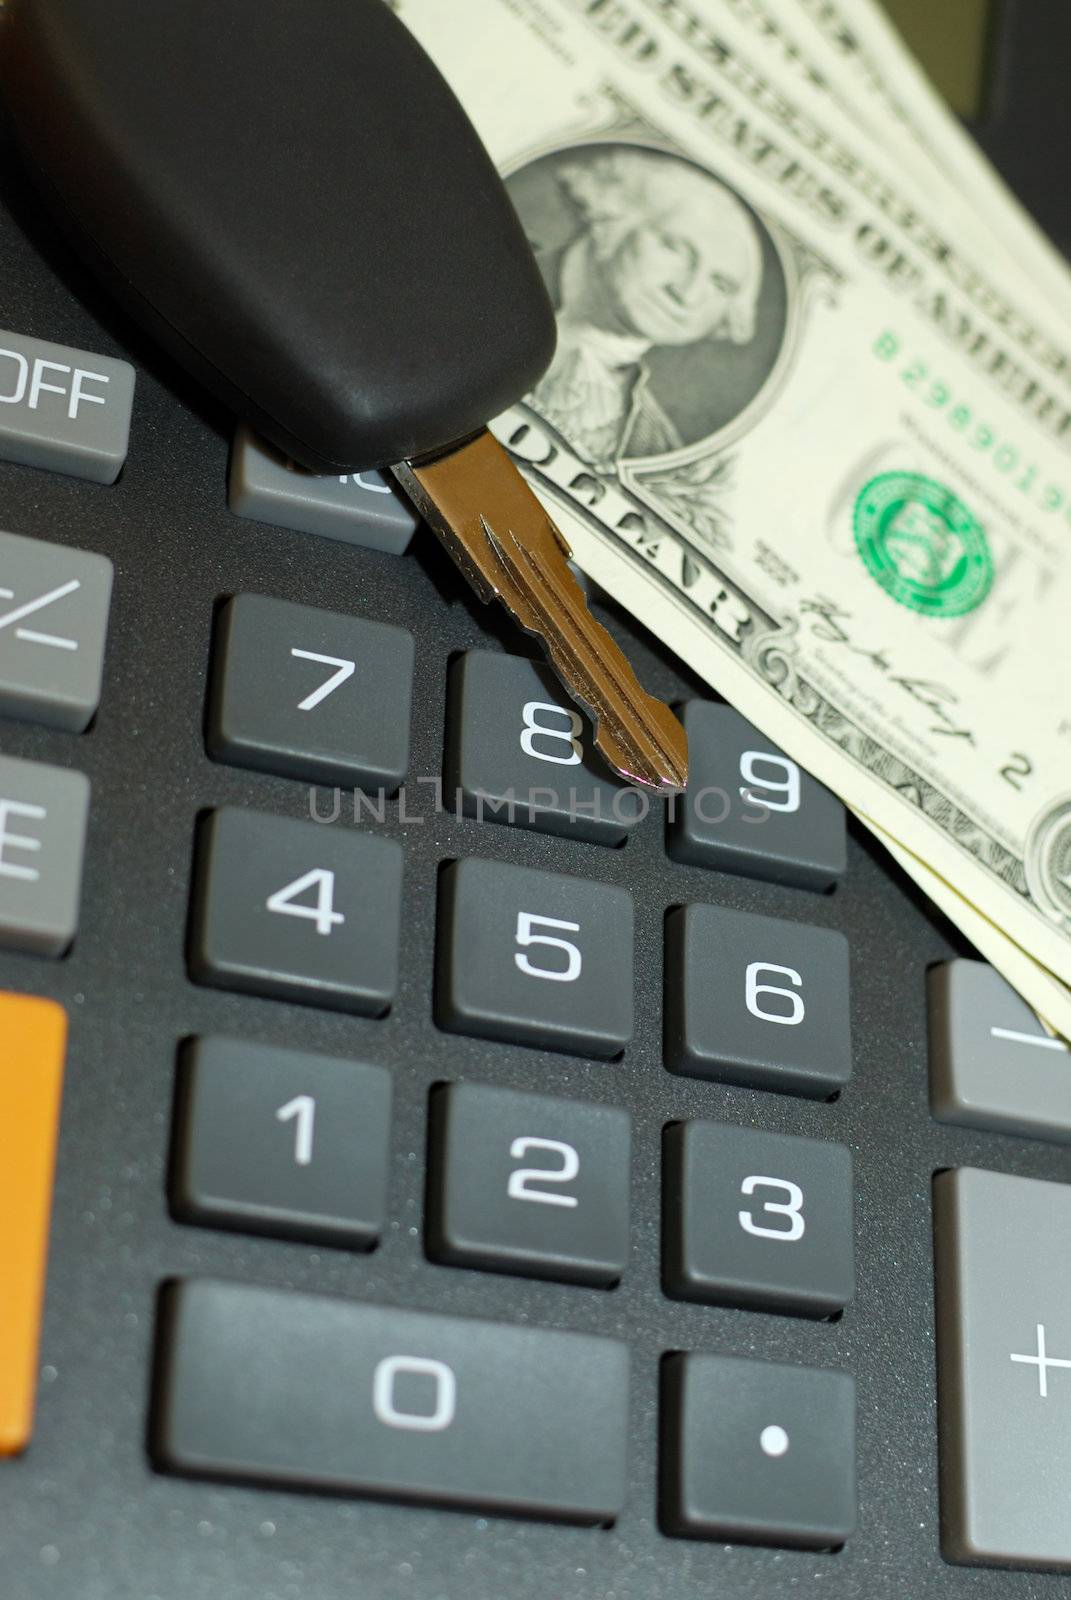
[[2, 123, 1071, 1600]]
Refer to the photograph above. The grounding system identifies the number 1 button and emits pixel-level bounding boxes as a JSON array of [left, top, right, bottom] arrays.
[[188, 808, 403, 1013], [171, 1037, 391, 1248], [436, 859, 633, 1057], [207, 594, 415, 791]]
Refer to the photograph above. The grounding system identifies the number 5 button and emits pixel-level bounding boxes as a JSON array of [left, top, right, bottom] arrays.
[[207, 593, 415, 790], [436, 859, 633, 1057], [665, 904, 852, 1098], [188, 808, 403, 1013], [664, 1121, 855, 1317]]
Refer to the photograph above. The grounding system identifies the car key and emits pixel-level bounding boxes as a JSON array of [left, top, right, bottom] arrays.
[[0, 0, 687, 792]]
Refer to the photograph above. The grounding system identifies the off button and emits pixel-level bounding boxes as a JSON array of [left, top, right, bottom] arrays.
[[0, 992, 66, 1456]]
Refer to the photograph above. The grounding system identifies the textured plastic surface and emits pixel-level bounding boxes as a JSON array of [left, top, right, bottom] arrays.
[[2, 124, 1071, 1599], [0, 0, 555, 472]]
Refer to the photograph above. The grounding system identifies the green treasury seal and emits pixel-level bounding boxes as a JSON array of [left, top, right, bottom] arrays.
[[852, 471, 994, 617]]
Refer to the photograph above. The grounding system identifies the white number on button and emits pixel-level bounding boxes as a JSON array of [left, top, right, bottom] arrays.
[[290, 649, 356, 711], [372, 1355, 456, 1432], [275, 1094, 316, 1165], [745, 961, 805, 1025], [520, 701, 583, 765], [266, 867, 344, 935], [514, 912, 582, 982], [739, 750, 800, 813], [507, 1137, 580, 1208], [738, 1175, 806, 1241]]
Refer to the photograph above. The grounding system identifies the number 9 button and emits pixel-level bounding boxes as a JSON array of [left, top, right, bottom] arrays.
[[668, 702, 846, 890]]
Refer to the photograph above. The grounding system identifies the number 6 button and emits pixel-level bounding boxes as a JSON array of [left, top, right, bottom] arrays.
[[663, 1121, 855, 1317], [665, 904, 852, 1098], [436, 859, 633, 1057]]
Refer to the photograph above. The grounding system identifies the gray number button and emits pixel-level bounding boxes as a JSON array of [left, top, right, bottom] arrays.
[[0, 529, 113, 731], [172, 1036, 392, 1248], [0, 328, 134, 483], [668, 703, 846, 889], [663, 1120, 854, 1317], [436, 858, 633, 1058], [445, 649, 643, 845], [665, 904, 852, 1098], [0, 754, 90, 957], [188, 807, 403, 1014], [929, 959, 1071, 1142], [934, 1168, 1071, 1568], [229, 425, 418, 552], [427, 1082, 630, 1285], [207, 593, 414, 790]]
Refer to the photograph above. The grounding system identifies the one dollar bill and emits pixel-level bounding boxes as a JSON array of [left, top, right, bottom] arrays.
[[397, 0, 1071, 989]]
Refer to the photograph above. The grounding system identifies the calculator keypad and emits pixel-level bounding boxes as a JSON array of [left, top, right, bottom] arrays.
[[436, 857, 634, 1057], [663, 1120, 855, 1317], [153, 1278, 630, 1524], [665, 904, 852, 1098], [445, 648, 644, 844], [667, 702, 847, 889], [0, 754, 90, 957], [426, 1082, 630, 1286], [188, 806, 403, 1013], [207, 592, 415, 791], [661, 1353, 856, 1549], [171, 1037, 392, 1249]]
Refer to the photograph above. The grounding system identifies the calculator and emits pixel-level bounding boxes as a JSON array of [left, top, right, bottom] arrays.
[[2, 117, 1070, 1600]]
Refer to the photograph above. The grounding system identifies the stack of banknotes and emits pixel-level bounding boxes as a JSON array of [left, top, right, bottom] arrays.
[[397, 0, 1071, 1041]]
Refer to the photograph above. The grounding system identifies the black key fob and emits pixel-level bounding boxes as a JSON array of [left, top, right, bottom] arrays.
[[0, 0, 555, 471]]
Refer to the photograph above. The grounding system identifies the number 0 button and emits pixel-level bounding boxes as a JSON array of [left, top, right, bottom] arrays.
[[188, 808, 403, 1014], [436, 859, 633, 1057], [427, 1083, 630, 1285], [665, 904, 851, 1098], [171, 1037, 392, 1248], [663, 1121, 854, 1317]]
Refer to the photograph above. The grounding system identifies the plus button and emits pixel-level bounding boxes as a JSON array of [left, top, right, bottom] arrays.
[[1010, 1324, 1071, 1398]]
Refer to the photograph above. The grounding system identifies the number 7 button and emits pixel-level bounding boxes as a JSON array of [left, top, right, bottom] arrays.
[[207, 593, 415, 791]]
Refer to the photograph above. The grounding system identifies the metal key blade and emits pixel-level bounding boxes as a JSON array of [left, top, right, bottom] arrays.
[[394, 430, 688, 793]]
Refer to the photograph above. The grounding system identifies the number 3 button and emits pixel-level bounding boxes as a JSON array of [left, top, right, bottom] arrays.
[[436, 859, 634, 1057], [664, 1121, 855, 1317]]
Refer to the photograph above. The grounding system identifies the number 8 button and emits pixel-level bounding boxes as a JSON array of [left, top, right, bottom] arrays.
[[436, 859, 634, 1057]]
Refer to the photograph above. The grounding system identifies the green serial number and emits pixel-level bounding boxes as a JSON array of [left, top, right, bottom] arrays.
[[872, 330, 1070, 519]]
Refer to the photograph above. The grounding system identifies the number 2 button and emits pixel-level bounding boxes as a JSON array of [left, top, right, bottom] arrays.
[[665, 904, 851, 1098], [436, 859, 634, 1057], [189, 807, 403, 1013]]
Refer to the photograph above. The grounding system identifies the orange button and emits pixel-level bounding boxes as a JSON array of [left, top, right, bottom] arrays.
[[0, 992, 66, 1456]]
